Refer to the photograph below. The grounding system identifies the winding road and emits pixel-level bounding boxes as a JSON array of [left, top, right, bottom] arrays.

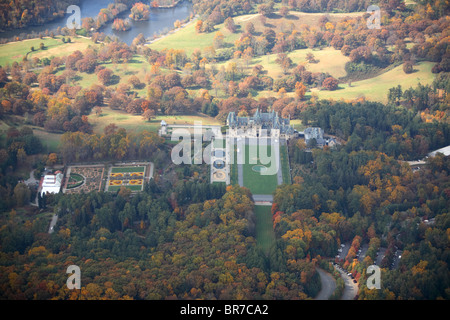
[[315, 268, 336, 300], [335, 267, 358, 300], [314, 265, 359, 300]]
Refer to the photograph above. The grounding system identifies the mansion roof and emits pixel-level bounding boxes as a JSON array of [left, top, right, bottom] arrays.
[[227, 108, 294, 135]]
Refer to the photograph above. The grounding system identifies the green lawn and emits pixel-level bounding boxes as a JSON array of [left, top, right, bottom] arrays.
[[57, 55, 151, 96], [0, 36, 94, 67], [148, 19, 242, 56], [90, 107, 220, 134], [107, 184, 143, 192], [242, 143, 278, 195], [0, 121, 62, 154], [240, 47, 350, 80], [31, 128, 62, 153], [280, 145, 291, 185], [311, 61, 436, 103], [254, 205, 275, 253], [111, 166, 145, 173], [289, 119, 306, 131], [230, 144, 239, 185]]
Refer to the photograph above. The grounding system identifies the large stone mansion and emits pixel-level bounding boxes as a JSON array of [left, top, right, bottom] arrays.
[[226, 108, 296, 140]]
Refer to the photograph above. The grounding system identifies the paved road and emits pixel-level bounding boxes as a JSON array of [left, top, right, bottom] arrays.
[[315, 268, 336, 300], [335, 267, 358, 300], [252, 194, 273, 202], [358, 243, 369, 262], [48, 214, 58, 234], [25, 170, 40, 206], [25, 169, 39, 186]]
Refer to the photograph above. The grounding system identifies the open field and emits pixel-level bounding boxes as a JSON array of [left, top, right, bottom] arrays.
[[216, 47, 350, 81], [148, 19, 241, 56], [148, 9, 365, 57], [254, 205, 275, 253], [235, 10, 364, 34], [55, 54, 151, 96], [89, 107, 221, 134], [0, 120, 62, 153], [0, 36, 95, 67], [311, 61, 436, 103], [31, 128, 62, 153]]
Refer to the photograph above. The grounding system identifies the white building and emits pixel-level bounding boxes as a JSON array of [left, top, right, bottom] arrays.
[[158, 120, 167, 136], [40, 173, 63, 196]]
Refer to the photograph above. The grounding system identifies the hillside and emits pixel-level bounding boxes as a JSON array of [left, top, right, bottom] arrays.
[[311, 61, 436, 103]]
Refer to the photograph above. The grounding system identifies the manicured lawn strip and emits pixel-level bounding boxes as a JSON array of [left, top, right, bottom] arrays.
[[242, 143, 278, 195], [111, 166, 145, 173], [254, 205, 275, 253], [107, 184, 143, 192], [230, 144, 238, 185], [280, 145, 291, 185]]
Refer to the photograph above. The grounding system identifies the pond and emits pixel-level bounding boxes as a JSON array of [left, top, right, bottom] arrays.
[[0, 0, 193, 45]]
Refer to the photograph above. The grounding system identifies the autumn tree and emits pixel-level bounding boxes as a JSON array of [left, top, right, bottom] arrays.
[[322, 77, 339, 91], [129, 2, 150, 21], [403, 61, 414, 74], [97, 68, 114, 85], [306, 52, 317, 63], [224, 17, 237, 33], [213, 31, 225, 49], [295, 82, 307, 100], [142, 108, 155, 122], [279, 6, 290, 18], [258, 1, 275, 16], [245, 22, 255, 35], [195, 20, 203, 33], [46, 153, 58, 167], [112, 18, 131, 31], [275, 53, 292, 74]]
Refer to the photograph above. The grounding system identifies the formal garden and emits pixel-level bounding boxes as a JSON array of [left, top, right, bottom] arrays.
[[63, 165, 105, 194], [106, 164, 150, 192]]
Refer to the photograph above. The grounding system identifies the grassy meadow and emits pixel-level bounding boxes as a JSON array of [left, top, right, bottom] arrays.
[[215, 46, 350, 81], [0, 36, 95, 67], [311, 61, 436, 103], [254, 205, 276, 253], [148, 20, 242, 56], [89, 107, 221, 134]]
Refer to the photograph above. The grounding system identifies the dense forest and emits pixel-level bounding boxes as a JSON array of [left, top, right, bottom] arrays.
[[0, 0, 81, 31], [0, 184, 322, 299]]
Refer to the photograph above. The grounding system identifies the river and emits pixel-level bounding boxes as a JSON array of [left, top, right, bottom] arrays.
[[0, 0, 193, 45]]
